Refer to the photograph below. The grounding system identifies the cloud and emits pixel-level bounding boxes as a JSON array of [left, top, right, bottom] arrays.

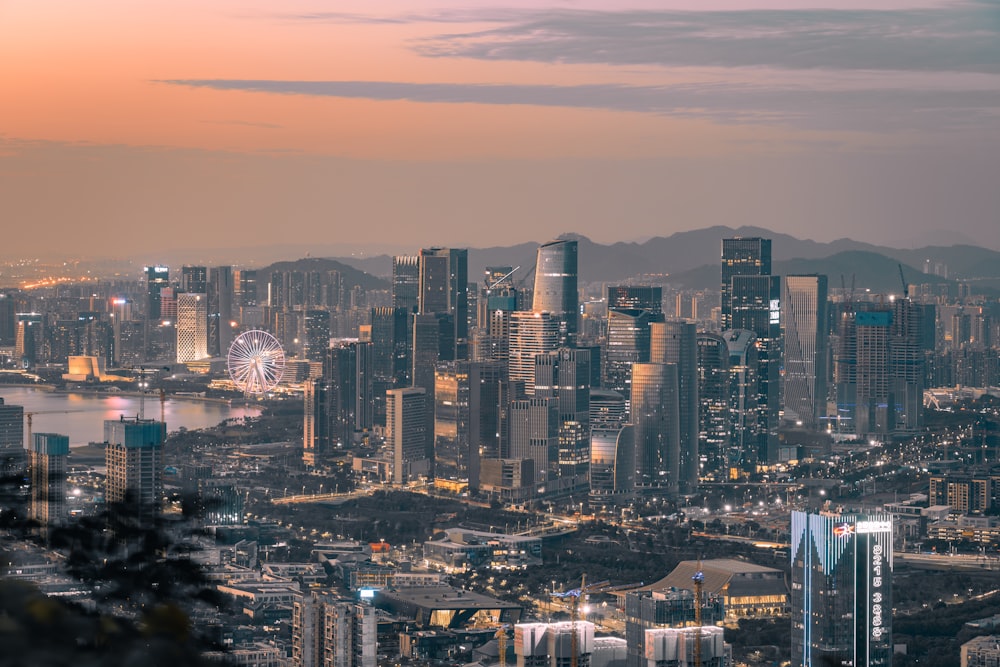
[[160, 78, 1000, 133], [413, 3, 1000, 74]]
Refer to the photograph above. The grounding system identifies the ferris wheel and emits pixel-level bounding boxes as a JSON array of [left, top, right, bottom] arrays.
[[227, 330, 286, 396]]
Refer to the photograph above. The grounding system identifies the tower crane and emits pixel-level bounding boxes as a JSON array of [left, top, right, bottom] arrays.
[[25, 410, 93, 446], [692, 566, 705, 667], [551, 575, 611, 667], [898, 263, 909, 300]]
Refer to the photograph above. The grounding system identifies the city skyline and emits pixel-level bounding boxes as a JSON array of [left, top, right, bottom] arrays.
[[3, 0, 1000, 261]]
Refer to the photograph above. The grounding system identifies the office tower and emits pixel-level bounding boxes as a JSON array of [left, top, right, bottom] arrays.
[[696, 333, 730, 479], [855, 310, 892, 436], [144, 266, 169, 319], [508, 397, 559, 482], [159, 287, 177, 320], [355, 341, 374, 433], [783, 276, 829, 429], [650, 321, 699, 494], [589, 426, 634, 497], [890, 298, 924, 433], [532, 239, 579, 343], [181, 266, 207, 293], [720, 238, 771, 330], [303, 378, 327, 467], [607, 285, 663, 314], [791, 511, 893, 667], [30, 432, 69, 528], [631, 362, 680, 496], [386, 387, 429, 485], [725, 330, 760, 474], [535, 348, 591, 479], [417, 248, 468, 360], [0, 293, 15, 345], [392, 255, 420, 313], [326, 343, 361, 447], [467, 361, 507, 492], [509, 311, 560, 395], [303, 309, 331, 361], [293, 592, 377, 667], [104, 417, 165, 521], [604, 309, 659, 402], [236, 268, 258, 307], [0, 397, 25, 475], [412, 312, 450, 471], [208, 266, 234, 357], [434, 361, 471, 481], [176, 293, 209, 363], [369, 306, 410, 427], [514, 622, 594, 667], [589, 389, 627, 430], [14, 312, 44, 367], [730, 273, 781, 463]]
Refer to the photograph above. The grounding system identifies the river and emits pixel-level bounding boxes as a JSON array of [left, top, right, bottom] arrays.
[[0, 386, 262, 448]]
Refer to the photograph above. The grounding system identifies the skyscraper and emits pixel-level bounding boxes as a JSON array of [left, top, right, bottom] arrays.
[[417, 247, 469, 360], [650, 321, 699, 494], [104, 417, 165, 522], [607, 285, 663, 314], [392, 255, 420, 313], [603, 309, 658, 402], [696, 333, 730, 480], [508, 311, 560, 395], [303, 309, 331, 361], [386, 387, 428, 485], [30, 432, 69, 528], [292, 592, 376, 667], [208, 266, 234, 357], [631, 362, 680, 495], [725, 330, 760, 474], [144, 265, 169, 320], [720, 238, 771, 331], [783, 275, 829, 429], [791, 511, 893, 667], [508, 397, 559, 482], [467, 360, 507, 492], [181, 265, 207, 293], [532, 239, 578, 343], [176, 293, 208, 363]]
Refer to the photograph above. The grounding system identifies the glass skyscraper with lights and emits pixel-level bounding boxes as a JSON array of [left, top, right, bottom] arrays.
[[791, 511, 893, 667]]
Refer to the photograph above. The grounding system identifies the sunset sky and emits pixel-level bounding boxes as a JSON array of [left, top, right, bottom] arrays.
[[2, 0, 999, 262]]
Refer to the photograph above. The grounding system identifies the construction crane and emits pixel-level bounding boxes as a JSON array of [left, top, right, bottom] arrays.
[[130, 365, 169, 420], [898, 263, 909, 300], [485, 266, 521, 292], [551, 575, 611, 667], [495, 623, 511, 667], [25, 410, 93, 446], [692, 566, 705, 667]]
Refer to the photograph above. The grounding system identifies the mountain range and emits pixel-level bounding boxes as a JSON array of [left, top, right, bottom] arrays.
[[319, 227, 1000, 295]]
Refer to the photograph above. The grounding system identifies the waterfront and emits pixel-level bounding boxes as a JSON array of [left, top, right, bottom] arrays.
[[0, 386, 262, 447]]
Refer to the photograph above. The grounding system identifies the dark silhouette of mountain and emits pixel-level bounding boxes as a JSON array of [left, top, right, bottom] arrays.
[[260, 257, 388, 291], [325, 227, 1000, 290], [669, 251, 954, 293]]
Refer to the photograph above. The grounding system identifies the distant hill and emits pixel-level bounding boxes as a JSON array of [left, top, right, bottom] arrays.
[[325, 227, 1000, 292], [259, 257, 388, 291]]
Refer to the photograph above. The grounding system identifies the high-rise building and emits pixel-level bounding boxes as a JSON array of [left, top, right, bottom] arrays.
[[783, 276, 829, 429], [532, 239, 578, 343], [961, 635, 1000, 667], [236, 268, 258, 307], [720, 238, 771, 331], [467, 361, 507, 492], [631, 362, 680, 495], [386, 387, 429, 485], [392, 255, 420, 313], [643, 627, 730, 667], [0, 397, 25, 450], [0, 293, 16, 345], [697, 333, 730, 479], [208, 266, 234, 357], [724, 330, 760, 474], [303, 309, 331, 361], [624, 589, 727, 667], [650, 321, 699, 494], [604, 309, 659, 403], [303, 378, 328, 467], [104, 417, 165, 522], [508, 397, 559, 482], [417, 248, 469, 360], [181, 266, 207, 293], [589, 389, 627, 430], [176, 293, 209, 363], [509, 311, 560, 395], [14, 312, 44, 368], [434, 361, 471, 481], [30, 432, 69, 528], [607, 285, 663, 314], [292, 592, 376, 667], [144, 266, 169, 320], [791, 511, 893, 667], [589, 426, 634, 498]]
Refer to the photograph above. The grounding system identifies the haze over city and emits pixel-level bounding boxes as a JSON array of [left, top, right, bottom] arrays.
[[3, 0, 1000, 261]]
